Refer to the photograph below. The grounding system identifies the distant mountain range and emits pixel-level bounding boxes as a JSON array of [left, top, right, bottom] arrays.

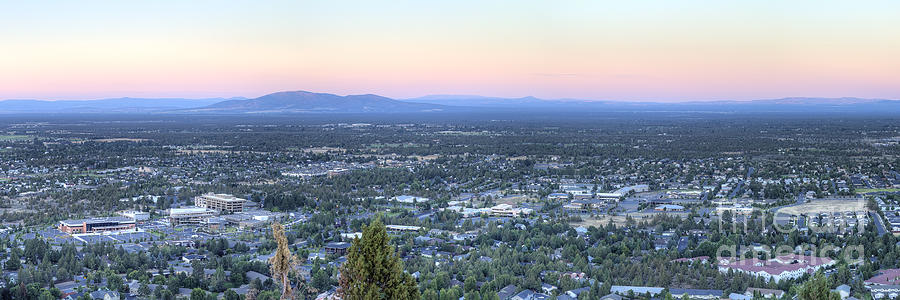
[[404, 95, 900, 113], [187, 91, 446, 113], [1, 91, 899, 114], [0, 97, 236, 113]]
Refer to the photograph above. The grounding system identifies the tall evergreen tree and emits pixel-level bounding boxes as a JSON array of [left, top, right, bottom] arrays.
[[339, 218, 419, 300], [798, 272, 840, 300], [4, 251, 20, 271]]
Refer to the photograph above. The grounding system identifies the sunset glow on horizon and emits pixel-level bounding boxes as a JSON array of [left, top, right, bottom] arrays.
[[2, 0, 899, 101]]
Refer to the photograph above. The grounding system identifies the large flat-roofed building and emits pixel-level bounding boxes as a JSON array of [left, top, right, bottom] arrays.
[[222, 210, 286, 229], [596, 192, 624, 201], [386, 225, 423, 234], [489, 204, 533, 217], [168, 207, 217, 226], [194, 193, 246, 213], [119, 210, 150, 222], [393, 195, 430, 204], [58, 217, 136, 234]]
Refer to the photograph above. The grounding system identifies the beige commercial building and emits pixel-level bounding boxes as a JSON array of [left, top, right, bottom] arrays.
[[169, 207, 217, 226], [194, 193, 246, 213]]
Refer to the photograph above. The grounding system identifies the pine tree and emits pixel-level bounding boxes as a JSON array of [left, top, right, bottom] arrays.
[[600, 281, 611, 295], [339, 218, 419, 300], [190, 288, 207, 300], [589, 280, 601, 298], [269, 222, 301, 300], [798, 272, 840, 300], [138, 282, 151, 297]]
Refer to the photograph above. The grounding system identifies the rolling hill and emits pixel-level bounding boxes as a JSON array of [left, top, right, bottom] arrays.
[[0, 97, 233, 114], [190, 91, 448, 113], [2, 91, 899, 114]]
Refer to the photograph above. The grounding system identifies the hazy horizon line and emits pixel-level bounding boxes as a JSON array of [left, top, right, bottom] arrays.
[[2, 90, 898, 104]]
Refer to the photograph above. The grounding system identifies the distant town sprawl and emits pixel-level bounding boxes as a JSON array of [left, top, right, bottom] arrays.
[[2, 114, 900, 299]]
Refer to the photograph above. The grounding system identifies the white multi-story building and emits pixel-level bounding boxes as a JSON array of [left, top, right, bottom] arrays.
[[490, 204, 533, 217], [119, 210, 150, 222], [169, 207, 217, 226], [194, 193, 246, 213]]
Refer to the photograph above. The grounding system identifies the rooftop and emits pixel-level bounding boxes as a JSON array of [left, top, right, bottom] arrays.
[[59, 216, 134, 226], [169, 207, 216, 215], [866, 268, 900, 285], [325, 242, 352, 249]]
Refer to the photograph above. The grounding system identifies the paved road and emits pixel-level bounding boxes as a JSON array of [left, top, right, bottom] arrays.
[[870, 211, 887, 236], [768, 194, 806, 214]]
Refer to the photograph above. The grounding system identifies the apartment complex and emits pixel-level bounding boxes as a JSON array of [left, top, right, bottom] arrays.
[[194, 193, 246, 213], [718, 255, 834, 282]]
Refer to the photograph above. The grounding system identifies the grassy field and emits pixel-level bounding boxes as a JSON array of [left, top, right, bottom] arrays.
[[93, 138, 150, 143], [778, 199, 868, 215], [572, 211, 689, 228], [572, 215, 629, 228], [0, 135, 32, 141], [483, 194, 537, 207], [857, 188, 900, 194]]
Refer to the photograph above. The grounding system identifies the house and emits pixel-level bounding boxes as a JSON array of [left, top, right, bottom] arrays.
[[64, 292, 86, 300], [512, 290, 535, 300], [531, 293, 551, 300], [182, 254, 207, 263], [729, 293, 752, 300], [654, 239, 669, 250], [671, 256, 710, 264], [866, 269, 900, 286], [655, 204, 685, 212], [548, 193, 569, 200], [498, 284, 518, 300], [744, 287, 784, 298], [834, 284, 850, 299], [560, 272, 587, 282], [565, 287, 589, 299], [869, 285, 900, 299], [246, 270, 272, 282], [668, 288, 724, 299], [610, 286, 663, 296], [89, 290, 120, 300], [325, 242, 352, 256], [308, 252, 327, 261]]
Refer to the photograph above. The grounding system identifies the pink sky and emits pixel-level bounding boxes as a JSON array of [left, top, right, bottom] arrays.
[[1, 1, 898, 101]]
